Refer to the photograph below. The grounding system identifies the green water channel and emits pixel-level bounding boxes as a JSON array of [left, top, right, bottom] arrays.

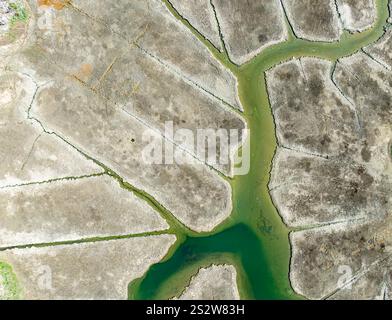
[[129, 0, 391, 300]]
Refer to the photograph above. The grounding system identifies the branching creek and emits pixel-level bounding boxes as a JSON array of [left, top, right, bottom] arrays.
[[129, 0, 391, 300], [0, 0, 389, 301]]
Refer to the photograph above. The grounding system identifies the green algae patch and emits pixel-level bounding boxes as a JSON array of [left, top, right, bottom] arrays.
[[129, 224, 300, 300], [9, 2, 29, 27], [0, 262, 21, 300], [129, 225, 283, 300], [1, 0, 30, 45]]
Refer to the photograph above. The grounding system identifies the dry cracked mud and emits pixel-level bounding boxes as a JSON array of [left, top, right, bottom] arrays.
[[4, 0, 241, 233], [0, 0, 244, 300], [282, 0, 342, 41], [168, 0, 222, 52], [268, 52, 392, 299], [0, 175, 170, 248], [0, 235, 176, 299], [211, 0, 287, 65], [0, 0, 391, 301], [176, 264, 240, 300], [365, 27, 392, 69], [70, 0, 241, 110], [282, 0, 378, 41], [336, 0, 377, 32]]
